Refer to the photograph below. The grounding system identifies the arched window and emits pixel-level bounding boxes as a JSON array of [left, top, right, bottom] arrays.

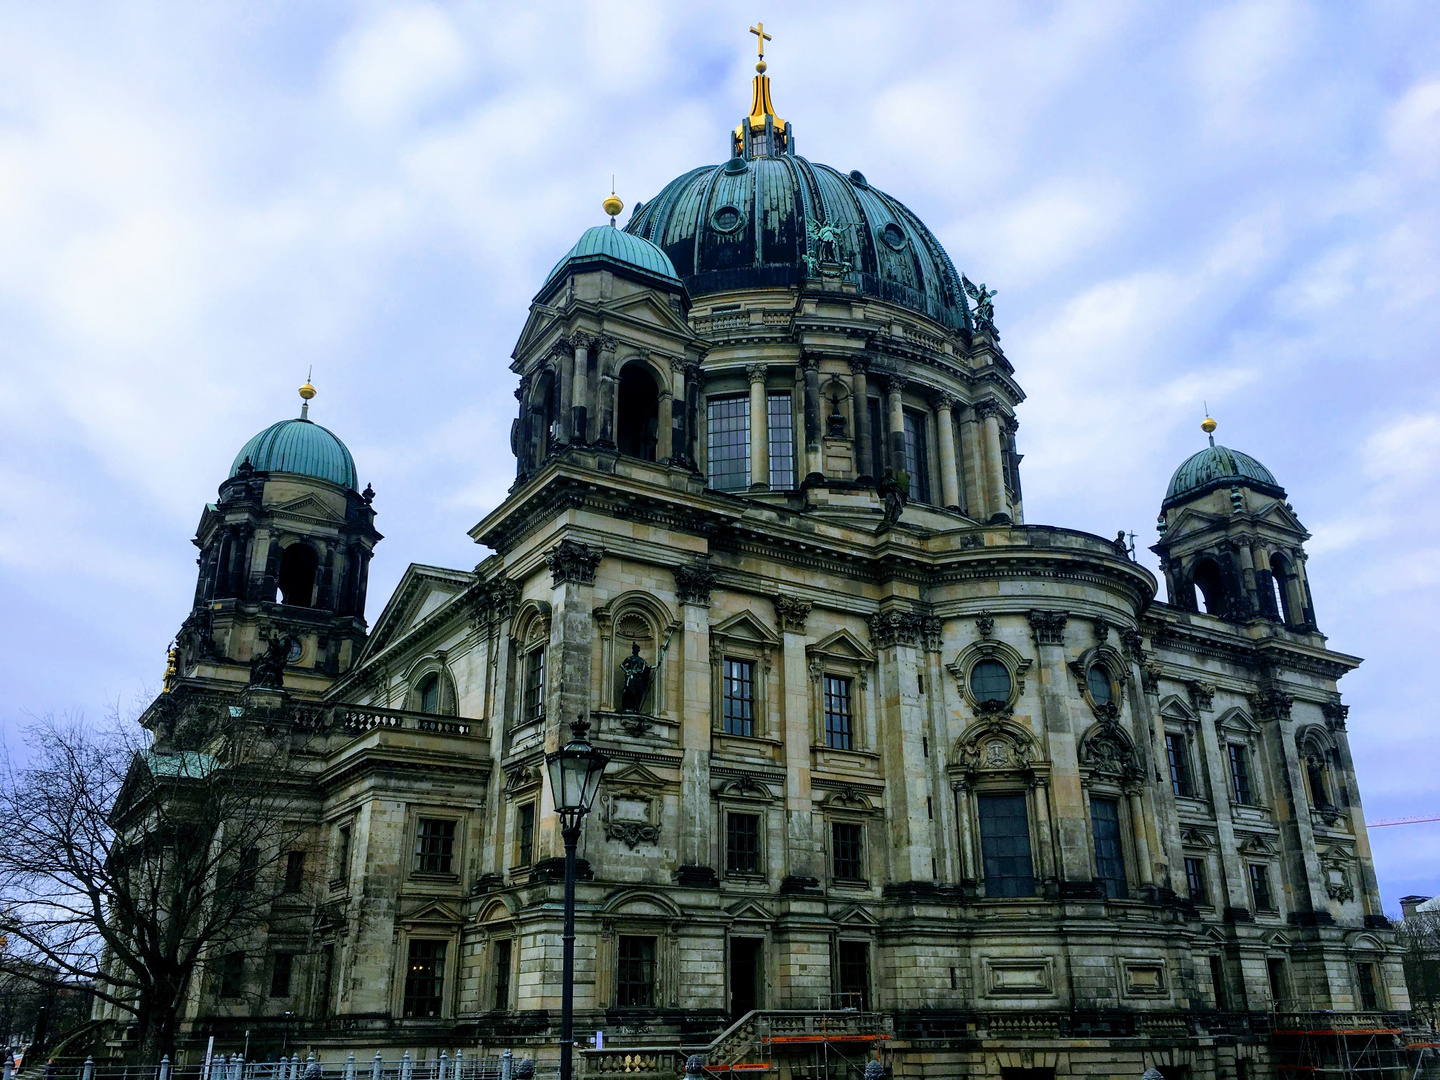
[[1087, 664, 1113, 705], [419, 674, 441, 715], [278, 543, 319, 607], [616, 362, 659, 461], [1270, 553, 1295, 625], [1306, 753, 1332, 809], [969, 660, 1011, 703], [1192, 558, 1227, 616], [533, 370, 558, 464]]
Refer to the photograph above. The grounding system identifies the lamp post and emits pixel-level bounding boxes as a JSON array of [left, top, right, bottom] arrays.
[[546, 715, 609, 1080]]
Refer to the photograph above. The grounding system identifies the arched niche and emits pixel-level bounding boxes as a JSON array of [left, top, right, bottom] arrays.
[[595, 591, 679, 717], [616, 358, 662, 461], [278, 540, 321, 608], [403, 654, 458, 716]]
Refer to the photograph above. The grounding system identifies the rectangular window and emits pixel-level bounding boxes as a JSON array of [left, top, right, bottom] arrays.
[[768, 393, 795, 489], [515, 802, 536, 869], [616, 936, 657, 1008], [218, 951, 244, 999], [867, 398, 885, 475], [823, 675, 854, 750], [1249, 863, 1275, 911], [1229, 744, 1253, 805], [403, 939, 446, 1018], [1090, 796, 1128, 899], [723, 659, 755, 737], [836, 940, 870, 1010], [1357, 962, 1380, 1011], [1267, 957, 1288, 1008], [977, 794, 1035, 898], [415, 818, 456, 875], [1166, 733, 1192, 797], [1209, 954, 1229, 1010], [522, 648, 546, 724], [269, 953, 293, 998], [493, 939, 513, 1012], [335, 824, 352, 882], [726, 812, 762, 875], [317, 944, 334, 1018], [1185, 857, 1208, 904], [230, 846, 258, 893], [707, 395, 751, 492], [831, 821, 865, 881], [283, 850, 306, 894], [903, 409, 931, 503]]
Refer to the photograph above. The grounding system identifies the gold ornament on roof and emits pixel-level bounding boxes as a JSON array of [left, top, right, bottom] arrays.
[[1201, 416, 1217, 434], [734, 22, 787, 157], [604, 190, 623, 224], [300, 368, 316, 419]]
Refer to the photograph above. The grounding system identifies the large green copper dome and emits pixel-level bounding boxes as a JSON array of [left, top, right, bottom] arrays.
[[539, 225, 683, 299], [231, 416, 359, 491], [1164, 442, 1283, 509], [625, 156, 970, 332]]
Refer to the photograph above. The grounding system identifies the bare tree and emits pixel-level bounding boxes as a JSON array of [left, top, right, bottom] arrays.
[[0, 711, 312, 1062], [1397, 908, 1440, 1030]]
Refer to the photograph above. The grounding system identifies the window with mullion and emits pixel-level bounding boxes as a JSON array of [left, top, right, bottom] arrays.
[[1184, 856, 1208, 903], [522, 647, 545, 724], [1166, 732, 1193, 797], [1229, 744, 1253, 805], [1090, 796, 1128, 899], [707, 395, 751, 492], [902, 409, 931, 503], [726, 812, 761, 875], [977, 793, 1035, 898], [616, 936, 656, 1007], [1249, 863, 1275, 911], [768, 393, 795, 489], [823, 675, 854, 750], [723, 658, 755, 736], [831, 821, 865, 881], [415, 818, 456, 875], [403, 939, 446, 1017]]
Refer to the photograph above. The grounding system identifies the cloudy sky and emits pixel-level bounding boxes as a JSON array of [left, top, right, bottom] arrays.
[[2, 1, 1437, 909]]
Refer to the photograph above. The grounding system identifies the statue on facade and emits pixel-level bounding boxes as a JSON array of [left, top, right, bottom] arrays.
[[622, 639, 677, 714], [963, 275, 999, 339], [877, 467, 909, 529], [248, 635, 294, 689]]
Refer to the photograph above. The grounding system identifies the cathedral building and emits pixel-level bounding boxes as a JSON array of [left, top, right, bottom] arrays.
[[139, 37, 1411, 1080]]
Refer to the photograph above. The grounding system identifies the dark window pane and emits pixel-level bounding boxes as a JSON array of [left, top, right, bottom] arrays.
[[768, 394, 795, 489], [903, 410, 930, 503], [516, 803, 535, 869], [1185, 857, 1207, 903], [832, 822, 865, 881], [1229, 744, 1253, 805], [1357, 963, 1379, 1010], [707, 395, 751, 492], [726, 813, 761, 875], [1209, 955, 1228, 1010], [1087, 665, 1112, 705], [824, 676, 853, 750], [837, 940, 869, 1010], [1090, 796, 1128, 899], [1307, 759, 1332, 809], [1166, 733, 1192, 797], [269, 953, 293, 998], [1249, 863, 1274, 911], [1267, 957, 1287, 1007], [283, 850, 306, 894], [523, 648, 546, 724], [404, 939, 446, 1017], [420, 674, 440, 714], [723, 659, 755, 737], [415, 818, 456, 875], [218, 952, 244, 998], [335, 825, 352, 881], [616, 936, 656, 1008], [977, 794, 1034, 898], [970, 660, 1011, 703], [493, 939, 512, 1012]]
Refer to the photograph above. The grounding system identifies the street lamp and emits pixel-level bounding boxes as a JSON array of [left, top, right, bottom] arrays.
[[546, 715, 608, 1080]]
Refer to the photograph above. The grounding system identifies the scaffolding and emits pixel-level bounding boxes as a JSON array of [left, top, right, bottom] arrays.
[[1271, 1013, 1409, 1080]]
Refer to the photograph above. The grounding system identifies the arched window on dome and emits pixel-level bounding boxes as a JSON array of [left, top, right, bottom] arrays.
[[1191, 557, 1228, 618], [278, 543, 320, 608], [616, 362, 660, 461]]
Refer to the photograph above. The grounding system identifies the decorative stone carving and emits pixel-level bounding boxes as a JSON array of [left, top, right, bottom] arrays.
[[570, 331, 593, 353], [545, 539, 602, 586], [1093, 617, 1111, 644], [972, 398, 1006, 422], [248, 635, 295, 689], [1120, 628, 1144, 662], [1251, 686, 1295, 723], [920, 616, 943, 653], [674, 564, 716, 606], [956, 716, 1039, 774], [1322, 698, 1349, 731], [773, 595, 812, 633], [1188, 682, 1216, 712], [868, 610, 923, 648], [1027, 610, 1067, 646], [1079, 722, 1141, 782], [746, 363, 769, 383], [975, 612, 995, 639], [1142, 664, 1161, 696]]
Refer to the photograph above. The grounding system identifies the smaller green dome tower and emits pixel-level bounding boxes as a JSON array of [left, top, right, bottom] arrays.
[[231, 388, 359, 492]]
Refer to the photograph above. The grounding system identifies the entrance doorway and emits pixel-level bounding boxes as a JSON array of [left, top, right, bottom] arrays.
[[729, 937, 763, 1021], [836, 940, 870, 1010]]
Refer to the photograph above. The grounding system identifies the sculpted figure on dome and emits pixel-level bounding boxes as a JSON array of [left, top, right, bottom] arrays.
[[877, 467, 909, 529], [963, 276, 999, 339]]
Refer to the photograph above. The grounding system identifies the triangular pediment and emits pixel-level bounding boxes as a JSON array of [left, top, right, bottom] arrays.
[[269, 493, 345, 523], [726, 899, 775, 922], [833, 905, 880, 927], [1254, 498, 1309, 536], [809, 629, 875, 663], [402, 899, 462, 926], [361, 563, 476, 658], [711, 610, 781, 646], [605, 762, 669, 790], [603, 291, 695, 337], [1162, 506, 1227, 541], [510, 303, 565, 363]]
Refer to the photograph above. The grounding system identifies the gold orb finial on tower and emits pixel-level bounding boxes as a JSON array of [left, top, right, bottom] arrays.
[[603, 192, 623, 221], [299, 368, 316, 419], [1201, 416, 1216, 434], [299, 380, 316, 401]]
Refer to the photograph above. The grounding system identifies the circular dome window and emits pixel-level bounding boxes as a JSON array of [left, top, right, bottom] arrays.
[[710, 206, 745, 234], [970, 659, 1011, 703], [724, 155, 749, 175], [881, 223, 908, 251], [848, 170, 869, 188]]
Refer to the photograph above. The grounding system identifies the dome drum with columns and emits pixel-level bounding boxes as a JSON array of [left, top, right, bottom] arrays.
[[127, 31, 1404, 1077]]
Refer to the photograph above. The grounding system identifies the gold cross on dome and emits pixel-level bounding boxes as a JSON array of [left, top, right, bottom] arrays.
[[750, 22, 772, 58]]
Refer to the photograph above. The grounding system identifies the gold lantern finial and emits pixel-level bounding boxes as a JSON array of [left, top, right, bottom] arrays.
[[735, 22, 786, 158], [299, 367, 316, 419], [603, 178, 623, 225], [1201, 403, 1217, 446]]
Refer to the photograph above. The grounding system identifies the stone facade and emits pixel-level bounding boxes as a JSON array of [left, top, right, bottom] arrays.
[[128, 73, 1412, 1080]]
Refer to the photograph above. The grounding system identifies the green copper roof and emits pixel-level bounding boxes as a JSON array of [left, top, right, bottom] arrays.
[[231, 416, 359, 491], [539, 225, 682, 298], [1164, 442, 1283, 508]]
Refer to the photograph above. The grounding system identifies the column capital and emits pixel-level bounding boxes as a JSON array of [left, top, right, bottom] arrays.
[[931, 390, 959, 411], [547, 341, 575, 361], [544, 539, 603, 587], [972, 398, 1006, 421], [799, 353, 821, 372], [868, 609, 924, 648], [674, 564, 717, 606], [746, 363, 770, 383], [847, 355, 871, 375], [876, 372, 907, 394], [596, 334, 618, 354], [773, 594, 812, 632], [1027, 609, 1068, 646], [569, 330, 594, 352]]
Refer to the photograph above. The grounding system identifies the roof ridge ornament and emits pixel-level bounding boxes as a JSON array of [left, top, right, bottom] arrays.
[[735, 22, 789, 158], [299, 367, 316, 420]]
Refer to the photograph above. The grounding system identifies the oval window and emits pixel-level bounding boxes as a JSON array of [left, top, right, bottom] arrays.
[[881, 223, 907, 251], [848, 169, 869, 188], [1087, 665, 1112, 705], [710, 206, 744, 233], [970, 659, 1011, 703]]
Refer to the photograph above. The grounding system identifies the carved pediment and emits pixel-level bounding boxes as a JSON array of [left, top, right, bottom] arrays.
[[402, 899, 463, 927], [361, 563, 477, 658], [269, 493, 346, 523], [833, 904, 880, 927], [711, 610, 782, 647], [726, 899, 775, 922], [808, 629, 876, 664]]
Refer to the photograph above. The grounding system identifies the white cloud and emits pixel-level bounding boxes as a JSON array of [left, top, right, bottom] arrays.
[[329, 5, 471, 129]]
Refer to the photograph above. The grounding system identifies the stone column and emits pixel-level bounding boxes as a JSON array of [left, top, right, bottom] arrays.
[[959, 408, 985, 518], [594, 337, 619, 449], [1235, 542, 1258, 618], [774, 595, 818, 881], [884, 376, 906, 474], [1030, 775, 1055, 882], [976, 400, 1007, 520], [684, 360, 703, 470], [954, 781, 977, 884], [1127, 788, 1154, 886], [657, 376, 674, 462], [542, 539, 602, 768], [1192, 685, 1251, 912], [748, 364, 770, 490], [1026, 610, 1092, 883], [1293, 551, 1319, 628], [1255, 687, 1332, 919], [668, 357, 688, 467], [513, 375, 533, 477], [556, 344, 575, 444], [569, 332, 591, 445], [849, 357, 873, 483], [934, 392, 961, 511], [801, 355, 823, 482], [869, 609, 934, 883], [675, 564, 717, 872]]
